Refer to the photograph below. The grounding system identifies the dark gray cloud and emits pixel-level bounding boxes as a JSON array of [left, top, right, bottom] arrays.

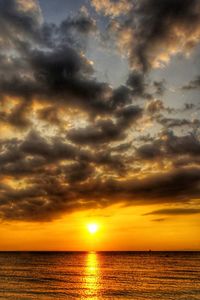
[[68, 119, 125, 145], [163, 132, 200, 157], [20, 131, 77, 162], [135, 131, 200, 162], [0, 0, 41, 46], [0, 0, 200, 222], [109, 0, 200, 71], [136, 143, 162, 160], [1, 165, 200, 221], [68, 106, 142, 145], [127, 71, 146, 96], [127, 71, 152, 99], [0, 1, 121, 122], [64, 161, 94, 184]]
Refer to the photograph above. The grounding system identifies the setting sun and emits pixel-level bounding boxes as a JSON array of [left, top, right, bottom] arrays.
[[87, 223, 99, 234]]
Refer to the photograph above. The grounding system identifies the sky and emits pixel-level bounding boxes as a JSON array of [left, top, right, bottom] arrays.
[[0, 0, 200, 251]]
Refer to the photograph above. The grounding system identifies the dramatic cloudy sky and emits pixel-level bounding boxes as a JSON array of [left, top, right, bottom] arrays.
[[0, 0, 200, 250]]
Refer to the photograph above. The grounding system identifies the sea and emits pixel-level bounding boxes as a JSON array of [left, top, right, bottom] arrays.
[[0, 251, 199, 299]]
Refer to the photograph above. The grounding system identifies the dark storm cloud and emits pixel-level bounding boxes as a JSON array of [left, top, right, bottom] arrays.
[[127, 72, 146, 96], [136, 143, 162, 160], [1, 166, 200, 221], [124, 167, 200, 202], [25, 45, 113, 116], [65, 162, 94, 183], [0, 131, 79, 177], [163, 132, 200, 157], [68, 105, 142, 145], [0, 41, 134, 121], [0, 0, 41, 45], [0, 0, 117, 120], [92, 148, 128, 175], [0, 0, 200, 222], [134, 130, 200, 166], [20, 131, 77, 162], [126, 73, 166, 101], [0, 130, 127, 180], [110, 85, 132, 107], [107, 0, 200, 72], [0, 156, 46, 177], [116, 105, 143, 127], [68, 119, 125, 145], [0, 140, 23, 166]]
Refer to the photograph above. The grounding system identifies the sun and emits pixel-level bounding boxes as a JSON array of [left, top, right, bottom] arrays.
[[87, 223, 99, 234]]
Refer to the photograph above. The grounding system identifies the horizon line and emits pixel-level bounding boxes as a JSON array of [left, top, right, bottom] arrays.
[[0, 250, 199, 252]]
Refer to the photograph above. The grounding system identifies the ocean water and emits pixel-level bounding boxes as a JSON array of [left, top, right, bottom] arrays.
[[0, 252, 199, 300]]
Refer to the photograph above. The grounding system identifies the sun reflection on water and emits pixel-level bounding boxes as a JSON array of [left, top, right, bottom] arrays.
[[82, 251, 100, 299]]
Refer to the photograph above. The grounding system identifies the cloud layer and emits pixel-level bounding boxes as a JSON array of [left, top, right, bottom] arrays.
[[0, 0, 200, 221]]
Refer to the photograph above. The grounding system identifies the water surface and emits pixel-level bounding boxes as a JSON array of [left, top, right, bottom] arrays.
[[0, 252, 199, 299]]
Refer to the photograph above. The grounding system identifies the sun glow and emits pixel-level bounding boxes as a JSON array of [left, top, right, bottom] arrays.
[[87, 223, 99, 234]]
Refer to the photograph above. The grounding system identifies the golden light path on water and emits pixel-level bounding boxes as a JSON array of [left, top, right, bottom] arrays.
[[82, 252, 99, 299]]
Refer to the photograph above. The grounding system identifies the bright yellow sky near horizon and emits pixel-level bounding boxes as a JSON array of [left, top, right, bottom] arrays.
[[0, 204, 199, 251]]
